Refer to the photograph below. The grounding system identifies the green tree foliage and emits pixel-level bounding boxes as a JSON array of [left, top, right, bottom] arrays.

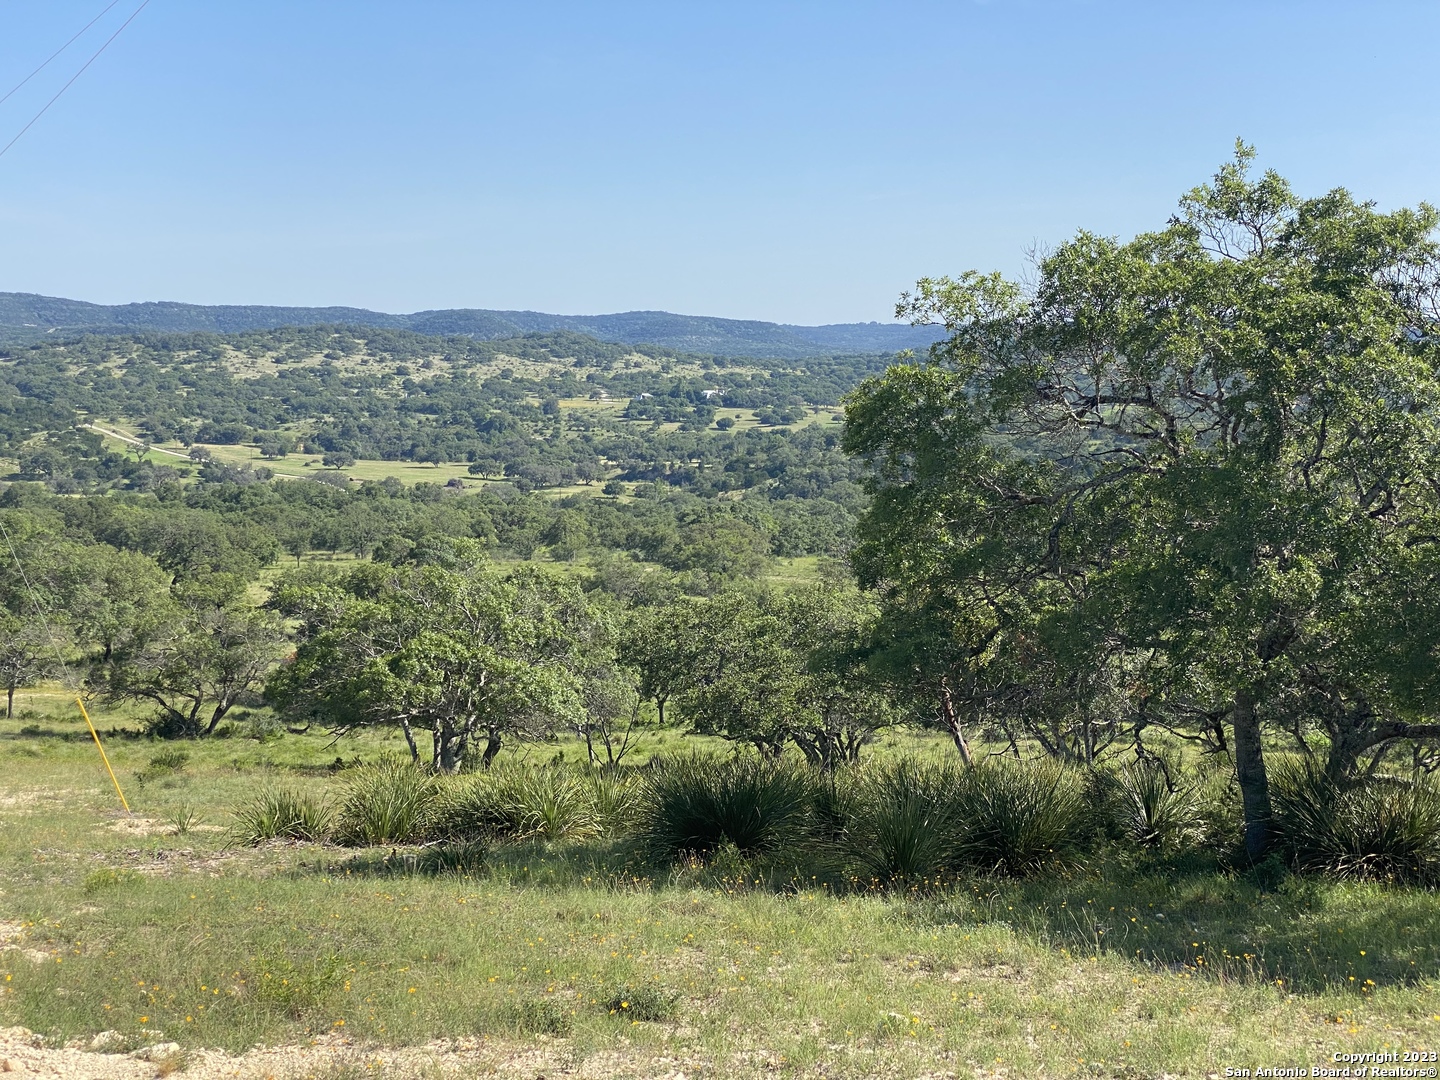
[[631, 583, 898, 767], [267, 545, 600, 771], [96, 600, 287, 738], [845, 146, 1440, 858]]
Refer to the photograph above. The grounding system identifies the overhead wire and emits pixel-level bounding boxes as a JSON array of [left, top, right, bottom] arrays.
[[0, 0, 125, 110], [0, 2, 154, 810], [0, 0, 152, 162], [0, 3, 156, 806]]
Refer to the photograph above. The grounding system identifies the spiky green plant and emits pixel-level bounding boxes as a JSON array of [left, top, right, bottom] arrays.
[[336, 756, 439, 845], [588, 769, 641, 836], [433, 766, 635, 841], [845, 758, 959, 882], [809, 765, 864, 844], [232, 786, 333, 845], [949, 759, 1090, 876], [637, 754, 813, 863], [507, 768, 602, 839], [1111, 759, 1202, 853], [1271, 759, 1440, 884], [415, 840, 487, 875]]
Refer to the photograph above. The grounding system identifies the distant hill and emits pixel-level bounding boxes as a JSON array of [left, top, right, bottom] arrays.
[[0, 292, 944, 358]]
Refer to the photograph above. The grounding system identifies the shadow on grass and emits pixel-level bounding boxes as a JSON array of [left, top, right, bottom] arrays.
[[898, 858, 1440, 994], [282, 832, 1440, 996], [289, 837, 652, 886]]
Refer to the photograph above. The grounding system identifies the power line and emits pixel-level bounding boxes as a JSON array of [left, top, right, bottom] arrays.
[[0, 0, 125, 111], [0, 0, 152, 162]]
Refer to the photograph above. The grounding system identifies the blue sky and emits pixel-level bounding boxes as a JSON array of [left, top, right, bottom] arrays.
[[0, 1, 1434, 324]]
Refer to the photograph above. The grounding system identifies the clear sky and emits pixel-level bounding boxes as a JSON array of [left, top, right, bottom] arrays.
[[0, 1, 1434, 324]]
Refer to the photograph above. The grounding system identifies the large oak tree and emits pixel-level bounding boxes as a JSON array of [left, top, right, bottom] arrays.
[[845, 147, 1440, 858]]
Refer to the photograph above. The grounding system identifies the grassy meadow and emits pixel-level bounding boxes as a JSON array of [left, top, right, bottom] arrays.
[[1, 694, 1438, 1078]]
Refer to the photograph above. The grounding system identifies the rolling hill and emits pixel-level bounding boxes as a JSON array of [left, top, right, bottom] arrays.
[[0, 292, 944, 358]]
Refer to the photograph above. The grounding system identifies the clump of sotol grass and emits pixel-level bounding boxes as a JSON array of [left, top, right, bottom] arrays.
[[337, 756, 439, 845], [840, 757, 1092, 882], [232, 786, 333, 845], [845, 758, 960, 882], [1102, 758, 1204, 855], [638, 754, 813, 864], [433, 766, 636, 841], [949, 758, 1091, 875], [1271, 759, 1440, 885], [135, 747, 190, 785]]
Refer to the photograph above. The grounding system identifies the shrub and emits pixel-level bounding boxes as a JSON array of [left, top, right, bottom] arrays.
[[506, 769, 603, 839], [508, 996, 573, 1035], [83, 868, 141, 893], [415, 840, 487, 875], [1271, 760, 1440, 885], [232, 787, 333, 845], [136, 747, 190, 785], [433, 766, 635, 842], [949, 759, 1090, 876], [1108, 759, 1203, 854], [845, 759, 959, 882], [809, 766, 864, 844], [1192, 767, 1244, 856], [589, 770, 641, 835], [337, 757, 439, 845], [638, 754, 813, 863], [433, 772, 525, 840]]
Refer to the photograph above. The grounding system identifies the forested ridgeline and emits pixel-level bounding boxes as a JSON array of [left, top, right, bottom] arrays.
[[0, 324, 891, 491]]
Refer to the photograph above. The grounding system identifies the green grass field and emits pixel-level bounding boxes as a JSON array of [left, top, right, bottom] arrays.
[[2, 696, 1437, 1078]]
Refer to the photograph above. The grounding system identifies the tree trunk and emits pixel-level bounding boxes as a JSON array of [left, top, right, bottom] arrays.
[[435, 719, 468, 774], [1232, 686, 1272, 861], [204, 702, 233, 735], [480, 728, 503, 769], [400, 718, 419, 764], [939, 682, 974, 767], [6, 684, 13, 719]]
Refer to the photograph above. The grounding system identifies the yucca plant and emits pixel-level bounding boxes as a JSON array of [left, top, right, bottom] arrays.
[[845, 759, 959, 882], [589, 769, 641, 836], [415, 840, 487, 876], [232, 786, 333, 845], [1271, 759, 1440, 885], [433, 766, 633, 841], [1110, 759, 1202, 854], [637, 754, 813, 863], [809, 765, 864, 844], [336, 756, 439, 845], [433, 772, 526, 840], [949, 759, 1090, 876], [507, 768, 603, 840]]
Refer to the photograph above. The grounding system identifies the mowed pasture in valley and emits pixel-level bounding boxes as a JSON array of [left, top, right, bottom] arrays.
[[1, 698, 1437, 1079]]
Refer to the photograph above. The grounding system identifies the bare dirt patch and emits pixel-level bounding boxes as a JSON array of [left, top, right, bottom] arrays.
[[0, 1027, 705, 1079]]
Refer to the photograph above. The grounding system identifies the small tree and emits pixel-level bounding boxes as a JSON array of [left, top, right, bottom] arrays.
[[0, 614, 55, 718]]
